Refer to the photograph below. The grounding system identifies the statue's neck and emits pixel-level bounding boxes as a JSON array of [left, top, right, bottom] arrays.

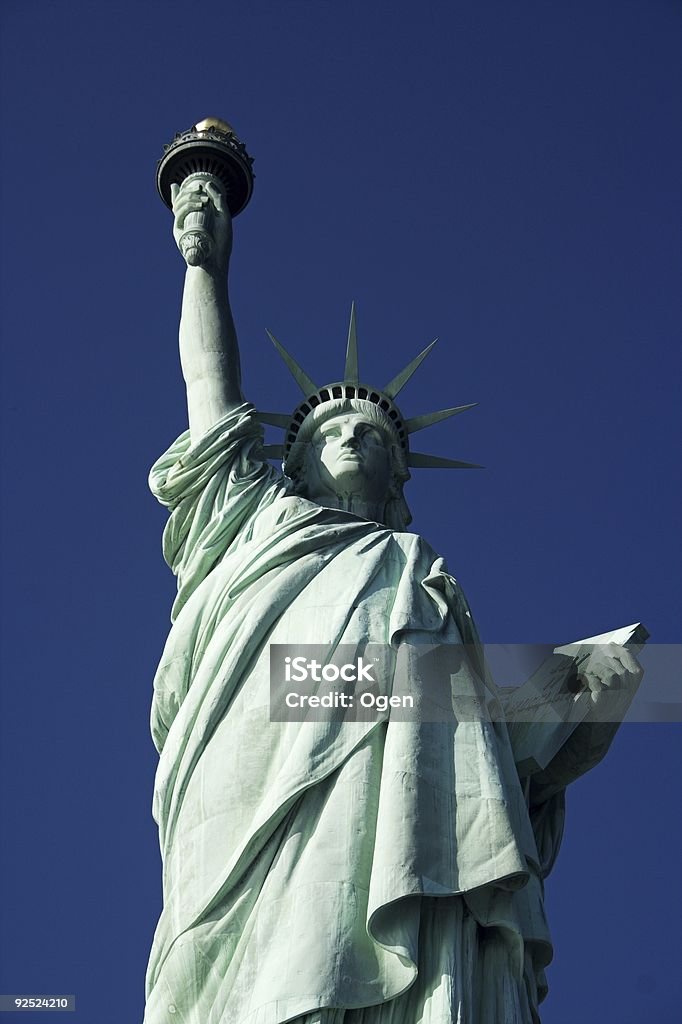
[[314, 493, 387, 525]]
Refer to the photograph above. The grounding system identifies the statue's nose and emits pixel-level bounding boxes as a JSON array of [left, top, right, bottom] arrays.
[[341, 432, 360, 449]]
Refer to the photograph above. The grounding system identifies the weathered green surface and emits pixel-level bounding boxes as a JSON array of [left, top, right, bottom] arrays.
[[145, 406, 560, 1023], [143, 173, 642, 1024]]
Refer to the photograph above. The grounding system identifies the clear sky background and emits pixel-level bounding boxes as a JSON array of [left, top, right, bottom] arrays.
[[0, 1, 680, 1022]]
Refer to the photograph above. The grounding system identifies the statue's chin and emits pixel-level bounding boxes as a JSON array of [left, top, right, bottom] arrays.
[[328, 462, 373, 492], [301, 460, 390, 511]]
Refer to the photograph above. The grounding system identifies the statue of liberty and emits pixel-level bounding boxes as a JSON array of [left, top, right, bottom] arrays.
[[144, 120, 643, 1024]]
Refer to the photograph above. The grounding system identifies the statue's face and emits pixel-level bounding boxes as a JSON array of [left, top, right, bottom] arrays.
[[302, 412, 393, 507]]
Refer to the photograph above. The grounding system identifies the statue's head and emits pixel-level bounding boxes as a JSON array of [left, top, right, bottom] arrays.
[[284, 399, 411, 529], [260, 305, 480, 529]]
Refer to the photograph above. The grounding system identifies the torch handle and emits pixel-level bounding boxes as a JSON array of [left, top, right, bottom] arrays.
[[176, 174, 220, 267]]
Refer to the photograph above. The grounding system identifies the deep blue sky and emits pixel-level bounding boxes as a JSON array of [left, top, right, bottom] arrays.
[[0, 2, 680, 1022]]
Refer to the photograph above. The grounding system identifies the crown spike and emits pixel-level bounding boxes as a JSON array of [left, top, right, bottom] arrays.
[[383, 339, 438, 399], [405, 403, 478, 434], [266, 329, 318, 396], [261, 443, 285, 459], [256, 411, 291, 428], [408, 452, 483, 469], [344, 301, 360, 383]]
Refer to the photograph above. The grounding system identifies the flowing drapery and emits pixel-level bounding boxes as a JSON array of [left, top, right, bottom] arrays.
[[144, 405, 555, 1024]]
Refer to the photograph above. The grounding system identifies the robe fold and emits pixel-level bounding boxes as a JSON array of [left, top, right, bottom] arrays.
[[144, 404, 556, 1024]]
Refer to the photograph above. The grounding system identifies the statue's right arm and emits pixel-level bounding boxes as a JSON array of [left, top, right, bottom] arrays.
[[171, 179, 244, 443]]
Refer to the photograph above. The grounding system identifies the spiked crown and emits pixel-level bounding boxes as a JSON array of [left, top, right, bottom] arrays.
[[257, 304, 480, 470]]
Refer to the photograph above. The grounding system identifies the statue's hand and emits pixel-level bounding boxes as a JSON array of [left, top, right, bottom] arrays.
[[170, 177, 233, 271], [573, 643, 643, 719]]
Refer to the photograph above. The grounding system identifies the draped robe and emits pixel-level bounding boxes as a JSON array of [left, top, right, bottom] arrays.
[[144, 404, 564, 1024]]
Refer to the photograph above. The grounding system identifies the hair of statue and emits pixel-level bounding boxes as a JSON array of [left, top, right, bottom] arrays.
[[283, 398, 412, 530]]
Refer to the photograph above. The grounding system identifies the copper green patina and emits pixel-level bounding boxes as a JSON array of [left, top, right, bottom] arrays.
[[144, 134, 643, 1024]]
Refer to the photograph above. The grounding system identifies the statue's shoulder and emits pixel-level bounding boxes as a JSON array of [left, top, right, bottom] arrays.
[[389, 527, 443, 561]]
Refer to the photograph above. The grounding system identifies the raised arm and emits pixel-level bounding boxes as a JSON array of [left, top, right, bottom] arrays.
[[171, 177, 244, 442]]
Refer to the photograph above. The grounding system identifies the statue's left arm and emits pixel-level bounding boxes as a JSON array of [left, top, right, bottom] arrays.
[[524, 644, 643, 803], [497, 643, 643, 877]]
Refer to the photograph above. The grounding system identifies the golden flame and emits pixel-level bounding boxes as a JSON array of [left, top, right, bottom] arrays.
[[194, 117, 234, 135]]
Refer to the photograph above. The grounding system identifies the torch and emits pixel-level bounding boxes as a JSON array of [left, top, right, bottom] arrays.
[[156, 117, 254, 266]]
